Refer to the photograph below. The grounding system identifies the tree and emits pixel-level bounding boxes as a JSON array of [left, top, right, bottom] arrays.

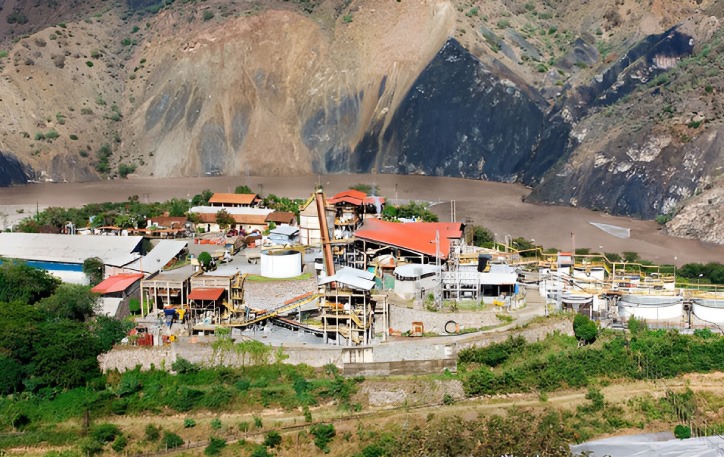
[[382, 201, 438, 222], [37, 284, 99, 321], [0, 355, 25, 395], [234, 185, 253, 194], [622, 251, 640, 262], [32, 319, 101, 388], [573, 314, 597, 344], [83, 257, 105, 286], [471, 225, 494, 247], [192, 189, 214, 206], [310, 423, 336, 453], [0, 261, 60, 304], [91, 315, 133, 352], [0, 304, 43, 364], [215, 209, 235, 231], [198, 252, 213, 271]]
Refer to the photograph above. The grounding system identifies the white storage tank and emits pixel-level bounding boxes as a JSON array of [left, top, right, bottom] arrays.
[[692, 299, 724, 324], [618, 294, 683, 321], [260, 249, 302, 278]]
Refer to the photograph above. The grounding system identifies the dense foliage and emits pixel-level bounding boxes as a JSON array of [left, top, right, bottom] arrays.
[[0, 263, 129, 394], [459, 324, 724, 397], [678, 262, 724, 285], [381, 201, 438, 222], [573, 314, 598, 344], [0, 361, 361, 436]]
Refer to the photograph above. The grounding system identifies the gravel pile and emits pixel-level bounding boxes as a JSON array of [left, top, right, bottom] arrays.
[[243, 273, 318, 310]]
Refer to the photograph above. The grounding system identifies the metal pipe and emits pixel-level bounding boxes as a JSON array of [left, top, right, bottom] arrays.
[[315, 190, 335, 278]]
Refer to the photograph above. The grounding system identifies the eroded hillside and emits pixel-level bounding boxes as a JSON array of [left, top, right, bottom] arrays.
[[0, 0, 721, 241]]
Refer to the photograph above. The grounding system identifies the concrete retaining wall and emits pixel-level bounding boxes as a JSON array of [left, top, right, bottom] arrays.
[[99, 319, 573, 376], [344, 358, 456, 377]]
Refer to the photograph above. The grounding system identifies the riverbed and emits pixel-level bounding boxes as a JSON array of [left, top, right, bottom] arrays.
[[0, 174, 721, 265]]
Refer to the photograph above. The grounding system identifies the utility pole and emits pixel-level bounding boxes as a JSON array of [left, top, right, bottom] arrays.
[[434, 230, 442, 308]]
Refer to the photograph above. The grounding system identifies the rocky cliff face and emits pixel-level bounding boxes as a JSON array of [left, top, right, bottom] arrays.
[[0, 0, 721, 242]]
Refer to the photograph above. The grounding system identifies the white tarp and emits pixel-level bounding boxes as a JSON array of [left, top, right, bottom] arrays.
[[570, 432, 724, 457]]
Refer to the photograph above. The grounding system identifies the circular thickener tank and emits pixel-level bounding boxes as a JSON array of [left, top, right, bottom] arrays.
[[260, 249, 302, 278]]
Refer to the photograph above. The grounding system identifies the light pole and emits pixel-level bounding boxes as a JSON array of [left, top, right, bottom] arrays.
[[698, 273, 703, 290]]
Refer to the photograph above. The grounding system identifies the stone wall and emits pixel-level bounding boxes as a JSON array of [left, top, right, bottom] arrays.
[[99, 318, 573, 375]]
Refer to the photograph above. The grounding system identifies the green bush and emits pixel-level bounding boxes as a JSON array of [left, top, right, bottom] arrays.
[[198, 251, 212, 270], [145, 424, 160, 442], [310, 423, 336, 453], [249, 445, 273, 457], [202, 10, 214, 21], [118, 163, 137, 178], [163, 431, 184, 449], [184, 418, 196, 428], [674, 424, 691, 439], [111, 434, 128, 452], [173, 357, 199, 374], [263, 430, 282, 448], [573, 314, 597, 344], [91, 423, 121, 443], [86, 61, 94, 67], [204, 437, 226, 455], [210, 418, 222, 430]]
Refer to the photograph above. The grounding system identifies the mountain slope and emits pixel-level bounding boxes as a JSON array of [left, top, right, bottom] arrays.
[[0, 0, 721, 242]]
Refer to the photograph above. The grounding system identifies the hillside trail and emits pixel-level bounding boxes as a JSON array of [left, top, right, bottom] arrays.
[[92, 372, 723, 442]]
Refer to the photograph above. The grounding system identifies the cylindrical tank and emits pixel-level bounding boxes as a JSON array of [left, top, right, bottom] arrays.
[[692, 299, 724, 324], [260, 249, 302, 278], [618, 294, 683, 321]]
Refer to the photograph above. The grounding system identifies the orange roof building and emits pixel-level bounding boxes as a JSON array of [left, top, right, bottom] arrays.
[[266, 211, 296, 225], [209, 193, 261, 207], [92, 273, 144, 295], [353, 219, 463, 260]]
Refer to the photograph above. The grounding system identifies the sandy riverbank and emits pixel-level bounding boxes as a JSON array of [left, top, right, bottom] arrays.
[[0, 174, 721, 265]]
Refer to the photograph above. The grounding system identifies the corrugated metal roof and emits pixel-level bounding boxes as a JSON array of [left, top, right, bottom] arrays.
[[92, 273, 143, 294], [124, 240, 188, 273], [354, 219, 463, 260], [318, 270, 375, 291], [394, 264, 440, 277], [337, 266, 375, 281], [270, 224, 299, 236], [0, 233, 143, 264], [188, 288, 225, 300], [209, 193, 259, 205]]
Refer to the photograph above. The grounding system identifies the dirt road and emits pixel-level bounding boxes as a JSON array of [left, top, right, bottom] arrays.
[[0, 174, 722, 265]]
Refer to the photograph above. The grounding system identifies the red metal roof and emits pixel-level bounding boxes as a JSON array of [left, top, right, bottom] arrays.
[[92, 274, 143, 294], [327, 189, 367, 206], [188, 288, 225, 301], [353, 219, 463, 259]]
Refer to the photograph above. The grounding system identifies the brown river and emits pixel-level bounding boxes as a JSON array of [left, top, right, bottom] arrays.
[[0, 174, 721, 266]]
